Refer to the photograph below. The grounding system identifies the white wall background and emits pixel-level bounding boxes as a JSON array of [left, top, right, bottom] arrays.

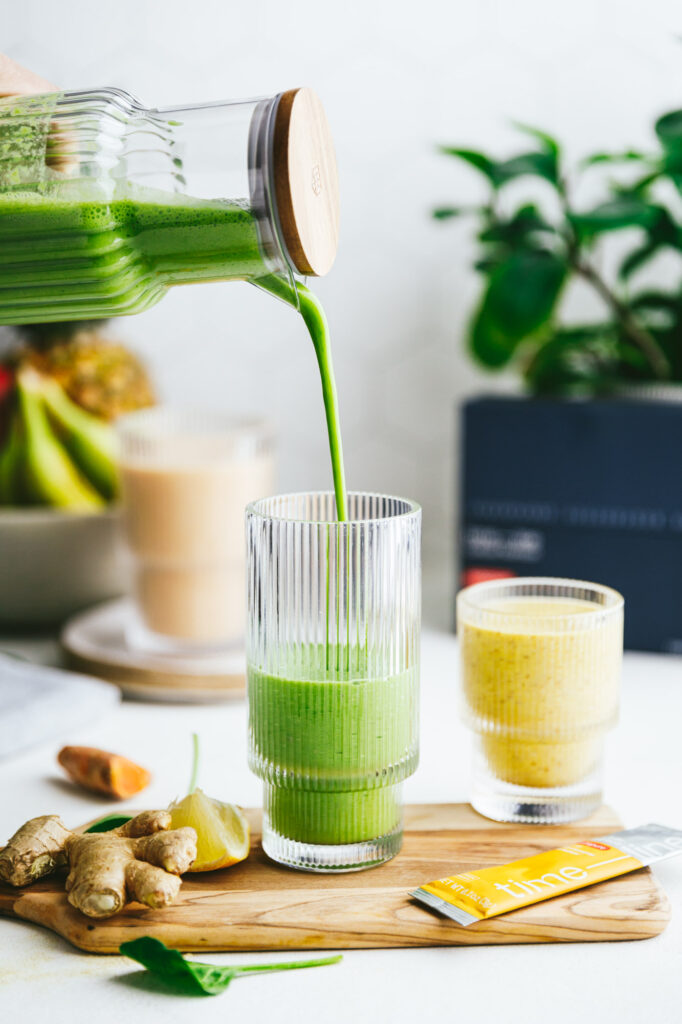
[[4, 0, 682, 624]]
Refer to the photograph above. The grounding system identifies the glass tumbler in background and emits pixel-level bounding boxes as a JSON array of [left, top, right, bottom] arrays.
[[118, 408, 274, 653], [247, 492, 421, 872], [457, 577, 624, 824]]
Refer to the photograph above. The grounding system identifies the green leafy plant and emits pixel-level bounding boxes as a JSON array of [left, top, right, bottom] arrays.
[[434, 113, 682, 394], [120, 937, 342, 996]]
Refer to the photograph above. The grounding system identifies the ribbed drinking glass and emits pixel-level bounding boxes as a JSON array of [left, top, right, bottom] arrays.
[[247, 492, 421, 872], [458, 577, 624, 824]]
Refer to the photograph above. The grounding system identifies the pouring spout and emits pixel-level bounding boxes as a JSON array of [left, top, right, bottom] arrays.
[[252, 271, 301, 311]]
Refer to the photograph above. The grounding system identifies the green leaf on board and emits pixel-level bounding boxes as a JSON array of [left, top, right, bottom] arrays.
[[469, 248, 567, 367], [119, 937, 342, 997], [84, 814, 133, 834]]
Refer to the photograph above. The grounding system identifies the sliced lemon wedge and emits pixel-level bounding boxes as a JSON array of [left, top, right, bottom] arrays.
[[169, 787, 250, 872]]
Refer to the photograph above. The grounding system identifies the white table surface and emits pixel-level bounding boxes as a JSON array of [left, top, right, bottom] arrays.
[[0, 629, 680, 1023]]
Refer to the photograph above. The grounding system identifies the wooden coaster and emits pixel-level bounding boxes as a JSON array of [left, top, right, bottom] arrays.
[[60, 599, 245, 703]]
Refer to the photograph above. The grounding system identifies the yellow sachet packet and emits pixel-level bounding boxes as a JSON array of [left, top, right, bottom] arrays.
[[412, 824, 682, 926]]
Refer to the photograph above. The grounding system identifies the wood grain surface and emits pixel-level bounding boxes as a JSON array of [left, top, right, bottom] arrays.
[[0, 804, 670, 953]]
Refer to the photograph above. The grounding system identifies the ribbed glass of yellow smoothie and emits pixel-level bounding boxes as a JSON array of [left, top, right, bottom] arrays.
[[457, 577, 624, 824]]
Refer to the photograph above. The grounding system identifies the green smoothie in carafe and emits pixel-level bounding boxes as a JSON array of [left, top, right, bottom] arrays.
[[0, 185, 265, 321], [0, 182, 348, 518]]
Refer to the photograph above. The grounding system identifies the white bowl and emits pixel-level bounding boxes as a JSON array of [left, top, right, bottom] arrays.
[[0, 508, 129, 627]]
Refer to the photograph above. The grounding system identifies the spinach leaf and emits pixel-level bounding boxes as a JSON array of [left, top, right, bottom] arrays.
[[85, 814, 133, 833], [119, 937, 342, 996]]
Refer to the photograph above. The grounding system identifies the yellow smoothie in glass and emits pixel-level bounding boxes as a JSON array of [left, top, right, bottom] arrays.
[[459, 594, 623, 789]]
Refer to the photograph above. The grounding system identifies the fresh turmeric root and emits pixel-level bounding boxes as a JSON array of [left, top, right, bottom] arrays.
[[58, 745, 150, 799], [0, 810, 196, 918]]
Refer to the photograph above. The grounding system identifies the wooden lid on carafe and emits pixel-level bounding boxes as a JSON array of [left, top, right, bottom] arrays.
[[273, 88, 340, 277]]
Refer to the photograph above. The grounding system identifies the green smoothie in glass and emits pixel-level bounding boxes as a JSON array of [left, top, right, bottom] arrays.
[[248, 648, 419, 846], [246, 493, 421, 871]]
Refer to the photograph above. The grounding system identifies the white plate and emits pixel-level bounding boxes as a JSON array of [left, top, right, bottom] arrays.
[[60, 598, 246, 703]]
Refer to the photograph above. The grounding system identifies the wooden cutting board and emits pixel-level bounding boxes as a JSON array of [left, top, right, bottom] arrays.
[[0, 804, 669, 953]]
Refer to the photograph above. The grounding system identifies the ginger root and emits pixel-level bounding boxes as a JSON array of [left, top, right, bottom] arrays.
[[0, 810, 197, 918], [58, 745, 151, 799]]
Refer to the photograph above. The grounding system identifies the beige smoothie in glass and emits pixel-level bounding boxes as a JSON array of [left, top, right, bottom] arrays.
[[458, 578, 624, 824], [118, 409, 274, 650]]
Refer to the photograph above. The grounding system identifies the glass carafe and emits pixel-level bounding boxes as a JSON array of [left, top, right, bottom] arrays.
[[0, 87, 339, 324]]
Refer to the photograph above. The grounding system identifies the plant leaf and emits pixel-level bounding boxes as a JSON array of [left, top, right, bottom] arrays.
[[470, 308, 519, 366], [474, 256, 504, 274], [628, 290, 680, 330], [85, 814, 133, 834], [496, 150, 558, 184], [629, 290, 681, 312], [660, 146, 682, 194], [581, 150, 647, 166], [478, 204, 556, 245], [119, 938, 342, 997], [570, 198, 659, 237], [619, 241, 660, 279], [655, 109, 682, 148], [432, 206, 464, 220], [438, 143, 559, 187], [616, 203, 680, 277], [470, 248, 567, 367], [523, 326, 619, 395], [512, 123, 560, 157], [438, 147, 500, 186]]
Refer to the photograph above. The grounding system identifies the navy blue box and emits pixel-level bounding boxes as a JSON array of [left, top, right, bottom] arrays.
[[460, 396, 682, 652]]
